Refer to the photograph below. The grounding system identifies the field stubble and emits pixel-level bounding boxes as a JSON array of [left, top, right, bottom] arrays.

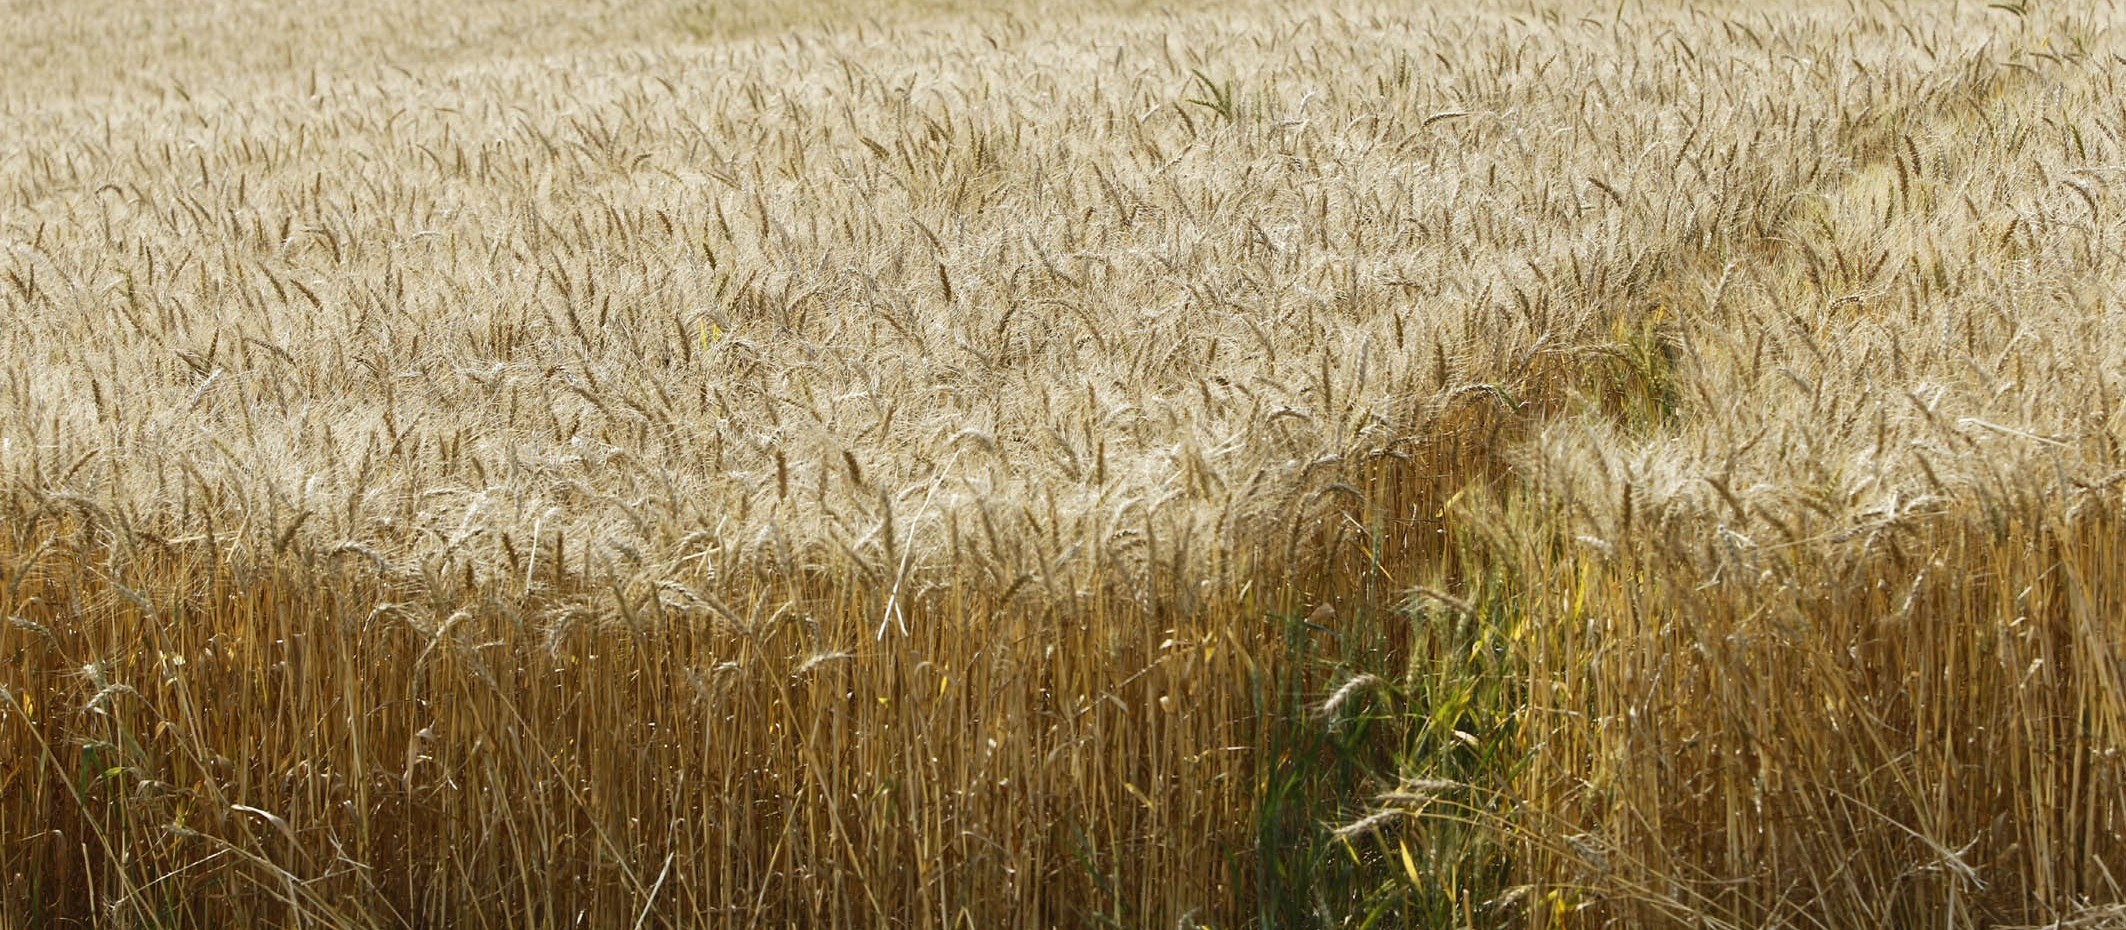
[[2, 0, 2124, 926]]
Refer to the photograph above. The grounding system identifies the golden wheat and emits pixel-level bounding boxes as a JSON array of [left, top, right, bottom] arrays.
[[2, 0, 2123, 926]]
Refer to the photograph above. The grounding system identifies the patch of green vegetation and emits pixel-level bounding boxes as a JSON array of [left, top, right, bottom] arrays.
[[1251, 556, 1525, 928]]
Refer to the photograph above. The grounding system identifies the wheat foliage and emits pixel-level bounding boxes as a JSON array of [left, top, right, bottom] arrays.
[[3, 0, 2125, 926]]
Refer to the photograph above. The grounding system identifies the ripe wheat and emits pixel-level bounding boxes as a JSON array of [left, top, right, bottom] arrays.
[[2, 0, 2123, 926]]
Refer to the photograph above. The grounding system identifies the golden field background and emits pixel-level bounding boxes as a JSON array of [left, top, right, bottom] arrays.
[[2, 0, 2123, 926]]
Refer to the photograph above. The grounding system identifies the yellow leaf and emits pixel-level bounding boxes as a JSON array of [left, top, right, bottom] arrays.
[[1399, 838, 1421, 885], [1122, 781, 1155, 811]]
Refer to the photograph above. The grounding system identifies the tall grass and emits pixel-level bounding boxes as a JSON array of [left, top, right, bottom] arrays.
[[4, 0, 2125, 926]]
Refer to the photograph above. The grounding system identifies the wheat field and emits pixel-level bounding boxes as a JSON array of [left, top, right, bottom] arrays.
[[2, 0, 2123, 926]]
